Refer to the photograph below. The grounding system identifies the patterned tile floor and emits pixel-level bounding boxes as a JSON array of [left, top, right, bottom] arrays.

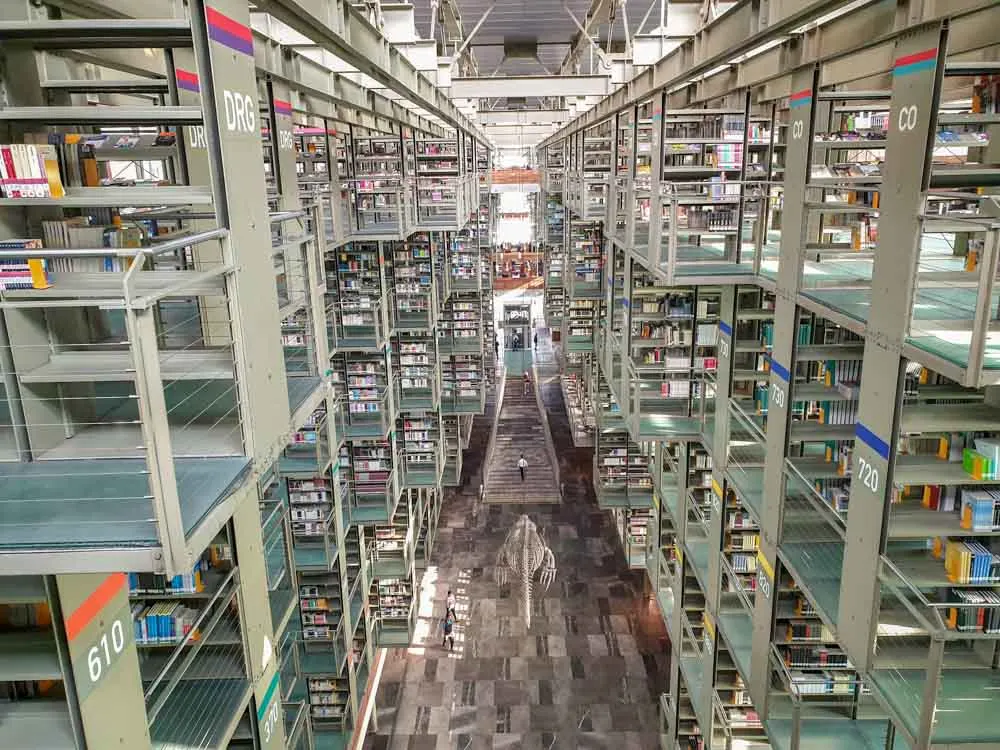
[[364, 361, 670, 750]]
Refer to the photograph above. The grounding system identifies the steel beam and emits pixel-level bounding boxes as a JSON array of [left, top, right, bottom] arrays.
[[558, 0, 611, 73], [477, 109, 571, 126], [253, 30, 445, 136], [451, 74, 612, 99], [541, 0, 861, 146], [543, 0, 1000, 146], [254, 0, 488, 140]]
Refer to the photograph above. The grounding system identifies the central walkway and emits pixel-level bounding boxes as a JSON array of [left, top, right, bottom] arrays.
[[364, 365, 670, 750], [483, 369, 561, 505]]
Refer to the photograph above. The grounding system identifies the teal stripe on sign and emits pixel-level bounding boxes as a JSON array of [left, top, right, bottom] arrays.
[[257, 671, 281, 721]]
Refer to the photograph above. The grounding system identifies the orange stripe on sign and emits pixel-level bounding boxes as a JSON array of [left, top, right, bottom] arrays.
[[65, 573, 127, 641]]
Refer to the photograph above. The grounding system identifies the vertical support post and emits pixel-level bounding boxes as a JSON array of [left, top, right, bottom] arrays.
[[748, 65, 818, 711], [268, 80, 307, 310], [55, 573, 151, 749], [648, 94, 665, 268], [838, 24, 947, 673], [181, 0, 291, 466]]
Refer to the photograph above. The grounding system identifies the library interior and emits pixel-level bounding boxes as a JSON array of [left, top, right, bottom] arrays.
[[1, 1, 1000, 750]]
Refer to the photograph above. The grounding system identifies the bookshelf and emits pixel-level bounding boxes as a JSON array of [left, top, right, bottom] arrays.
[[351, 135, 406, 235], [328, 241, 389, 351], [332, 351, 392, 439], [568, 216, 603, 299], [414, 137, 461, 228], [447, 231, 480, 291], [338, 437, 398, 524], [394, 334, 439, 412], [438, 293, 482, 356], [390, 236, 437, 331], [441, 416, 463, 486], [398, 413, 443, 488]]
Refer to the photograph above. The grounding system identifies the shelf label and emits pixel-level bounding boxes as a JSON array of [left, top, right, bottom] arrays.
[[718, 321, 732, 360], [710, 479, 723, 516], [702, 612, 715, 656], [257, 671, 284, 749], [854, 421, 888, 496], [755, 551, 774, 603], [63, 573, 134, 703]]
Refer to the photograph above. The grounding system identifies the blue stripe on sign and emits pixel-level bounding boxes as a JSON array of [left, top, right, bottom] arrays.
[[621, 298, 630, 307], [256, 671, 281, 721], [769, 358, 790, 383], [718, 321, 732, 337], [855, 422, 890, 460]]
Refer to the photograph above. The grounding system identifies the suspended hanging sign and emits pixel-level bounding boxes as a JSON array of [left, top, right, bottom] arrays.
[[491, 168, 540, 185]]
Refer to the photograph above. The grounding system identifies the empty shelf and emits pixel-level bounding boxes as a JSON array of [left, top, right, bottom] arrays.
[[0, 19, 192, 48], [0, 186, 213, 208], [0, 106, 202, 125], [0, 631, 62, 680], [0, 575, 47, 603], [20, 349, 235, 384], [0, 701, 76, 750], [41, 79, 170, 95], [0, 456, 250, 551], [2, 271, 227, 303]]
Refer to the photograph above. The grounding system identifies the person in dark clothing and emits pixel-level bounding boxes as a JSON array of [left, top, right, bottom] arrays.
[[494, 336, 499, 358], [442, 615, 454, 650], [533, 332, 538, 349]]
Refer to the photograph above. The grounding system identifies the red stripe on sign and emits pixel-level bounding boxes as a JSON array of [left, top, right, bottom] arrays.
[[789, 88, 812, 102], [205, 6, 253, 43], [65, 573, 127, 641], [895, 48, 938, 68], [176, 68, 199, 85]]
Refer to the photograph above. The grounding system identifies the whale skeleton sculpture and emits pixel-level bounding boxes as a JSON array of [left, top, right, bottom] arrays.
[[494, 515, 557, 629]]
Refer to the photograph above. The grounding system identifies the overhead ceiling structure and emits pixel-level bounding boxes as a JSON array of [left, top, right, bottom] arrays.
[[414, 0, 733, 147]]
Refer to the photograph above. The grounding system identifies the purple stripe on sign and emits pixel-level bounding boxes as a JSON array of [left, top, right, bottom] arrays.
[[207, 24, 254, 56], [176, 69, 200, 93]]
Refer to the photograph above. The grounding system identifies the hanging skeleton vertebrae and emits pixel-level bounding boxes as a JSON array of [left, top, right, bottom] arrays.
[[494, 515, 557, 629]]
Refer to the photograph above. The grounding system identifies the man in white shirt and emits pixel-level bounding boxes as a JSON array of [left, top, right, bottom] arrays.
[[517, 454, 527, 482], [445, 590, 456, 620]]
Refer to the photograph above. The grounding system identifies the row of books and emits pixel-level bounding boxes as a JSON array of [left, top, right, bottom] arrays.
[[940, 538, 1000, 584], [131, 602, 199, 645], [789, 670, 855, 695], [946, 589, 1000, 633], [128, 560, 209, 595], [0, 142, 65, 198], [782, 645, 850, 668], [785, 622, 834, 641]]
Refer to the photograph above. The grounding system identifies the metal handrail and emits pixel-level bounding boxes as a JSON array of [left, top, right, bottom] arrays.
[[480, 365, 508, 495]]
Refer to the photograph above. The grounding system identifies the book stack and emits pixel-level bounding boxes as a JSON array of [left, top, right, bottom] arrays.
[[946, 589, 1000, 633], [0, 240, 50, 290], [0, 143, 64, 198], [131, 602, 199, 645], [942, 538, 1000, 583], [41, 216, 143, 272], [960, 490, 1000, 531], [128, 561, 206, 595]]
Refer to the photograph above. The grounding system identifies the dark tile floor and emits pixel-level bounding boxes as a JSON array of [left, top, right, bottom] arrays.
[[364, 362, 670, 750]]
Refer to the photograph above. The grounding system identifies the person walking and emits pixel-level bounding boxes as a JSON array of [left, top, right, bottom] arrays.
[[442, 614, 454, 651], [522, 371, 531, 396], [445, 590, 456, 620], [533, 332, 538, 350], [517, 453, 527, 482]]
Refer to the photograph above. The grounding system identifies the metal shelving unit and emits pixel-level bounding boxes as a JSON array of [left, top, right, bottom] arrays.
[[0, 0, 492, 748], [541, 4, 1000, 749]]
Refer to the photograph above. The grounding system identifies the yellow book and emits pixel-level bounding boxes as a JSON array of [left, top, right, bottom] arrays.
[[35, 144, 65, 198]]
